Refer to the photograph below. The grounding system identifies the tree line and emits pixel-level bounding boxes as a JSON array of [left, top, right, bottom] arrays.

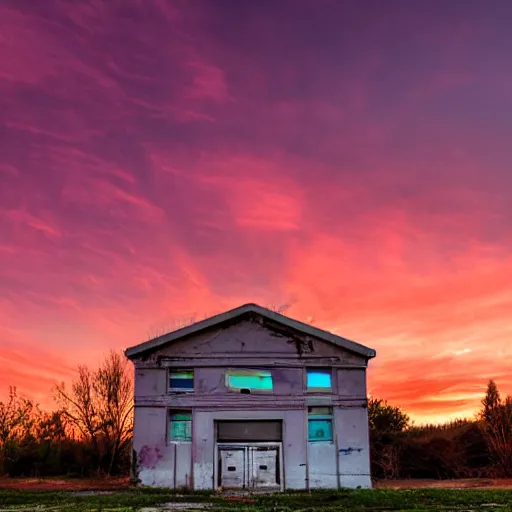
[[0, 351, 132, 477], [369, 380, 512, 479], [0, 350, 510, 480]]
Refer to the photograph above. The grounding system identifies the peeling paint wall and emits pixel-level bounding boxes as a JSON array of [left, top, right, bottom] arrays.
[[272, 368, 304, 395], [335, 407, 372, 488], [337, 368, 367, 397], [142, 318, 366, 365], [282, 409, 308, 489], [131, 316, 372, 490], [135, 368, 166, 397], [308, 442, 337, 489], [133, 407, 191, 488]]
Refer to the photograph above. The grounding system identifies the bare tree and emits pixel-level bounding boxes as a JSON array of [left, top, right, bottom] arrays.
[[379, 443, 401, 479], [0, 387, 34, 474], [55, 365, 99, 441], [94, 351, 134, 475], [265, 302, 291, 314], [31, 409, 67, 476], [145, 312, 215, 341], [54, 350, 133, 475]]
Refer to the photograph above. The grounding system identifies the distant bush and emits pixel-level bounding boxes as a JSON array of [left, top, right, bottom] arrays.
[[0, 351, 132, 477], [368, 380, 512, 479]]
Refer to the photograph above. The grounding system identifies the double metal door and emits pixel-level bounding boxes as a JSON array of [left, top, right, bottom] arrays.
[[218, 445, 280, 490]]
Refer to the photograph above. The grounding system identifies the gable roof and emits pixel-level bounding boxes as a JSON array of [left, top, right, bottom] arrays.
[[124, 303, 376, 360]]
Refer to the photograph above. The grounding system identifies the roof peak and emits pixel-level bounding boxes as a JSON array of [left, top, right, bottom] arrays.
[[124, 302, 376, 360]]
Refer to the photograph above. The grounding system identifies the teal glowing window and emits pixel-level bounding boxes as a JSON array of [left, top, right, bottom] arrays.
[[308, 406, 333, 442], [307, 369, 332, 391], [170, 412, 192, 441], [169, 370, 194, 392], [225, 370, 273, 391]]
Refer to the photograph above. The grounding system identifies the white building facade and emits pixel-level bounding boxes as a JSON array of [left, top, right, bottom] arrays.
[[125, 304, 376, 491]]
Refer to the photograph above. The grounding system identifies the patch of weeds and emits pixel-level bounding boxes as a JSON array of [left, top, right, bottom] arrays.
[[1, 488, 512, 512], [251, 488, 512, 511]]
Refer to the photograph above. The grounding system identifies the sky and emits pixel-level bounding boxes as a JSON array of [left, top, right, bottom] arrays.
[[1, 0, 512, 424]]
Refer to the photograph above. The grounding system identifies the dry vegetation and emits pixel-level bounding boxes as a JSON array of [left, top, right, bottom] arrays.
[[369, 381, 512, 481], [1, 345, 512, 496], [2, 487, 512, 511], [0, 351, 133, 478]]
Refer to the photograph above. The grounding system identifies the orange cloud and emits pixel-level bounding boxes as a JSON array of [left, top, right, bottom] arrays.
[[2, 0, 512, 425]]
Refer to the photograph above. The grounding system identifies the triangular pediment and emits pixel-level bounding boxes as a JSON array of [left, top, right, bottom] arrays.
[[125, 304, 375, 361]]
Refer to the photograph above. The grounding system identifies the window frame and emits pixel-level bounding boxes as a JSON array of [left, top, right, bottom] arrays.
[[224, 369, 274, 393], [306, 368, 333, 393], [168, 369, 194, 393], [307, 406, 334, 443], [168, 410, 192, 443]]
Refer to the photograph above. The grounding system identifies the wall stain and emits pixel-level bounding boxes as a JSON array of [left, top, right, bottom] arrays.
[[138, 445, 164, 469], [339, 447, 363, 454]]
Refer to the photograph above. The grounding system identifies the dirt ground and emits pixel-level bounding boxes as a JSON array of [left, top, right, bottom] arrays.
[[2, 476, 512, 491], [0, 477, 131, 491], [376, 478, 512, 489]]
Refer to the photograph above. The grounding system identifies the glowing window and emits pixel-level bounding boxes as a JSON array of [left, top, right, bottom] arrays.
[[169, 411, 191, 441], [308, 406, 333, 442], [169, 370, 194, 392], [307, 369, 332, 391], [225, 370, 273, 391]]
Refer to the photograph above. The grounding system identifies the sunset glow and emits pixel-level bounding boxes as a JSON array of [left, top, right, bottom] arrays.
[[1, 1, 512, 424]]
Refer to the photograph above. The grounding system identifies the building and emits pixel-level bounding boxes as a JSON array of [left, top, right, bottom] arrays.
[[125, 303, 376, 491]]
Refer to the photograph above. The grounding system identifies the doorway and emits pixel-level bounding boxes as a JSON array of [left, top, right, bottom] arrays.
[[215, 419, 283, 491], [217, 444, 281, 490]]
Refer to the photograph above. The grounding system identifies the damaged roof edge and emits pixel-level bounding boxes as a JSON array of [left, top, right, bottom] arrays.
[[124, 303, 377, 360]]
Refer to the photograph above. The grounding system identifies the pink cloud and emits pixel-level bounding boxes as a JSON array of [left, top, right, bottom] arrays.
[[4, 209, 61, 237], [1, 0, 512, 424], [185, 61, 231, 103]]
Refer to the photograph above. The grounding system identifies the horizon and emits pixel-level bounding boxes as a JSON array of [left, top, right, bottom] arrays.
[[1, 0, 512, 426]]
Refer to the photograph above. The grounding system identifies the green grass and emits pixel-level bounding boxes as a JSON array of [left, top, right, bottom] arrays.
[[1, 488, 512, 511]]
